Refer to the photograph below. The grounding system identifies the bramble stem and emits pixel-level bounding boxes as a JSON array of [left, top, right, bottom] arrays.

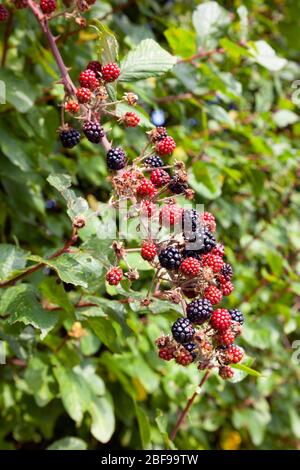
[[27, 0, 112, 152], [170, 370, 211, 441]]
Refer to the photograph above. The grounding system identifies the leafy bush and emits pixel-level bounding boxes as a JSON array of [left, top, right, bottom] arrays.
[[0, 0, 299, 450]]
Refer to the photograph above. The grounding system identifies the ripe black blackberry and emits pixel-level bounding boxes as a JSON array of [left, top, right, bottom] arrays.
[[184, 226, 205, 251], [229, 309, 244, 325], [182, 208, 200, 234], [182, 249, 201, 261], [158, 246, 182, 270], [187, 298, 213, 324], [221, 263, 233, 280], [106, 147, 126, 170], [169, 178, 188, 194], [199, 228, 216, 254], [83, 120, 104, 143], [59, 127, 80, 148], [144, 155, 164, 168], [172, 318, 195, 344]]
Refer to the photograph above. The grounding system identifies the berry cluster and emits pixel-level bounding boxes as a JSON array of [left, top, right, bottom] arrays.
[[58, 60, 141, 149], [101, 123, 245, 380]]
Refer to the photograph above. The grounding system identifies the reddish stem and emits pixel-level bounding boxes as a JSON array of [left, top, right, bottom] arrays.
[[170, 370, 211, 441]]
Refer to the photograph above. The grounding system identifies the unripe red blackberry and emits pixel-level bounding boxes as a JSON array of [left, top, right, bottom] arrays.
[[82, 120, 104, 143], [217, 330, 235, 346], [204, 285, 223, 305], [171, 317, 195, 344], [211, 243, 225, 257], [144, 155, 164, 168], [106, 147, 126, 170], [76, 87, 92, 103], [101, 63, 120, 82], [11, 0, 28, 8], [136, 178, 157, 199], [211, 309, 232, 332], [186, 298, 213, 324], [87, 60, 102, 74], [123, 111, 140, 127], [179, 257, 201, 277], [150, 168, 170, 188], [202, 253, 224, 273], [175, 349, 194, 366], [221, 280, 234, 296], [41, 0, 59, 14], [65, 100, 80, 114], [106, 267, 123, 285], [200, 211, 216, 232], [40, 0, 56, 13], [159, 204, 183, 226], [140, 200, 156, 218], [219, 365, 234, 380], [141, 241, 157, 261], [229, 309, 244, 325], [79, 69, 99, 90], [156, 136, 176, 156], [226, 345, 244, 364], [159, 348, 173, 361], [220, 263, 233, 280], [158, 246, 182, 270], [0, 4, 9, 20], [59, 127, 81, 148]]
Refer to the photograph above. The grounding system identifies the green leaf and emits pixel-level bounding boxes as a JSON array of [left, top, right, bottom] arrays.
[[273, 109, 299, 128], [0, 69, 38, 113], [135, 404, 151, 449], [249, 40, 287, 71], [47, 437, 87, 451], [0, 244, 29, 282], [90, 395, 115, 444], [119, 39, 176, 81], [164, 27, 196, 58], [0, 128, 31, 171], [24, 356, 54, 407], [91, 20, 119, 65], [192, 1, 231, 49], [88, 317, 118, 352], [0, 285, 58, 339], [53, 360, 114, 443], [39, 277, 74, 315], [189, 162, 223, 200], [231, 363, 261, 378]]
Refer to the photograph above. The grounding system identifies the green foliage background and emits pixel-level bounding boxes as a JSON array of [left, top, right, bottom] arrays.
[[0, 0, 300, 450]]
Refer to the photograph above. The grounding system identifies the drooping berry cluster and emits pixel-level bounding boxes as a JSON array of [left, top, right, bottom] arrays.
[[58, 59, 140, 148], [102, 124, 245, 380]]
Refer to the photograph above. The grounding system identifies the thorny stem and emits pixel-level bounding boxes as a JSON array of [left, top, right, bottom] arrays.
[[27, 0, 112, 152], [170, 370, 211, 441]]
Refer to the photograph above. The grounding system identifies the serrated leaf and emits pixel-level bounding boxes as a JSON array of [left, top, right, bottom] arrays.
[[119, 39, 176, 82], [0, 285, 58, 339], [0, 244, 29, 282]]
